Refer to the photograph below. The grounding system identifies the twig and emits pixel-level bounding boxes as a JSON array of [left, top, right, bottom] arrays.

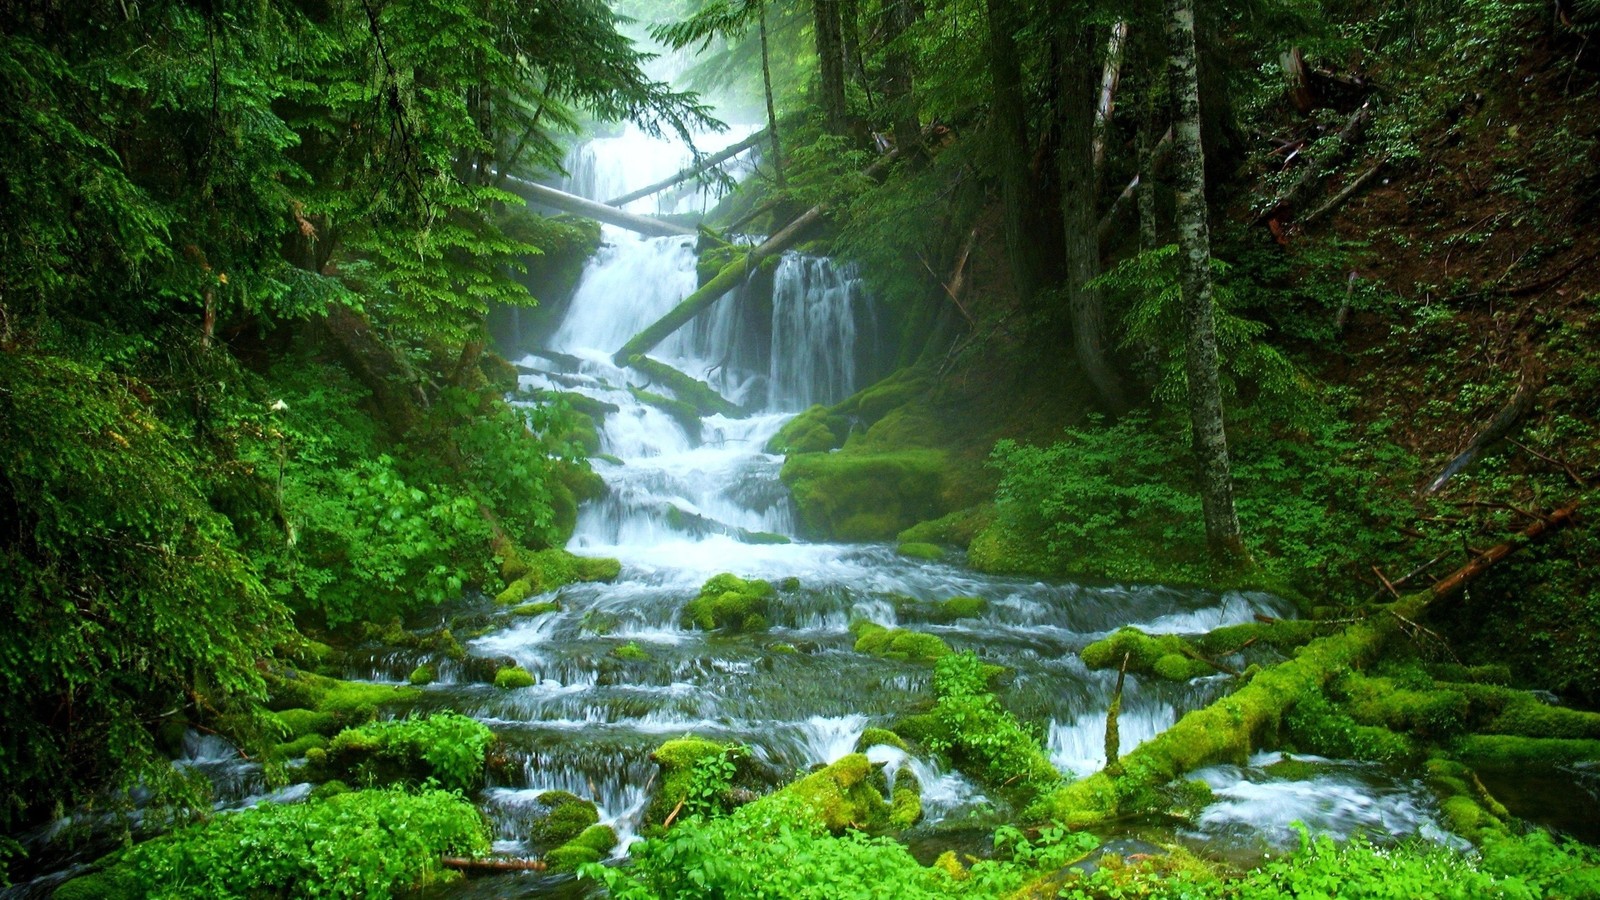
[[1509, 439, 1590, 488], [662, 797, 686, 829], [1372, 564, 1401, 599]]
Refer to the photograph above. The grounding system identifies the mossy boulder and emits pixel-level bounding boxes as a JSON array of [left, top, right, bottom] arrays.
[[51, 867, 143, 900], [898, 505, 995, 549], [264, 670, 419, 730], [645, 738, 757, 827], [529, 791, 600, 847], [628, 355, 743, 418], [512, 600, 561, 617], [1081, 628, 1215, 681], [494, 665, 536, 689], [271, 707, 337, 740], [747, 753, 890, 833], [407, 664, 436, 686], [767, 405, 852, 454], [966, 517, 1060, 578], [781, 449, 955, 541], [930, 596, 988, 623], [544, 823, 619, 872], [852, 621, 952, 662], [896, 541, 945, 561], [682, 573, 774, 632], [497, 549, 621, 604], [1424, 758, 1509, 842], [856, 728, 908, 752], [889, 767, 923, 830]]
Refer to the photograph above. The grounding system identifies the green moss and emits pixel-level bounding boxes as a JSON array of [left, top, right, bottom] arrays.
[[51, 868, 142, 900], [747, 753, 889, 833], [856, 728, 908, 752], [1287, 687, 1416, 762], [1453, 734, 1600, 769], [272, 707, 337, 739], [265, 669, 419, 724], [966, 517, 1060, 578], [544, 843, 603, 872], [1081, 628, 1213, 681], [322, 713, 494, 792], [1192, 619, 1326, 656], [1424, 758, 1509, 843], [1334, 673, 1468, 739], [311, 779, 351, 800], [646, 738, 744, 827], [781, 449, 956, 541], [930, 596, 988, 623], [512, 600, 561, 617], [930, 654, 1061, 801], [407, 664, 436, 686], [531, 793, 600, 846], [896, 541, 945, 560], [612, 642, 649, 661], [273, 733, 328, 759], [682, 573, 774, 632], [890, 767, 923, 830], [771, 642, 798, 654], [628, 355, 743, 418], [629, 386, 702, 440], [496, 549, 621, 604], [1486, 694, 1600, 740], [853, 622, 952, 662], [767, 404, 852, 454], [494, 666, 535, 689], [897, 505, 995, 549]]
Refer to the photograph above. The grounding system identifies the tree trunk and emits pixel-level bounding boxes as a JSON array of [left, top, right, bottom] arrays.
[[984, 0, 1046, 301], [1166, 0, 1245, 561], [604, 130, 768, 208], [1137, 95, 1162, 250], [880, 0, 920, 152], [497, 176, 697, 237], [813, 0, 848, 133], [758, 1, 785, 187], [1056, 20, 1126, 413], [840, 0, 868, 108]]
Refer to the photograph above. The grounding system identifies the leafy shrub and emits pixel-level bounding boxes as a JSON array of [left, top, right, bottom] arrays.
[[60, 788, 488, 899], [323, 713, 494, 792]]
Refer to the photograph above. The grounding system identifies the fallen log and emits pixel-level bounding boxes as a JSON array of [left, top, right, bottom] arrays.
[[1425, 379, 1538, 494], [628, 354, 745, 418], [605, 130, 767, 209], [1303, 153, 1389, 225], [611, 207, 823, 365], [441, 856, 548, 873], [500, 175, 697, 237], [1035, 498, 1582, 827], [1256, 99, 1374, 226]]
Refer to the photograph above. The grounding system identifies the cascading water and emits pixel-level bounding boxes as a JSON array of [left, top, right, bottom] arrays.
[[351, 127, 1471, 894]]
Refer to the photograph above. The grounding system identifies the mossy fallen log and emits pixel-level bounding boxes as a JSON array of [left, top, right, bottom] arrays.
[[1037, 498, 1583, 826], [627, 354, 744, 418]]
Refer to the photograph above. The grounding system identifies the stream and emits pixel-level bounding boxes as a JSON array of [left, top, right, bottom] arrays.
[[2, 127, 1503, 900]]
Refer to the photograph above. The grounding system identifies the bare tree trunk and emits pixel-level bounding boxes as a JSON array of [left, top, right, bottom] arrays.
[[1057, 19, 1126, 413], [985, 0, 1046, 301], [758, 1, 785, 187], [1166, 0, 1245, 562], [813, 0, 848, 133], [1093, 20, 1128, 175], [1137, 93, 1162, 250]]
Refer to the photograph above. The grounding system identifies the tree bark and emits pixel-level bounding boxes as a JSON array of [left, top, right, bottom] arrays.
[[880, 0, 921, 153], [1056, 19, 1126, 413], [758, 0, 785, 187], [814, 0, 849, 134], [984, 0, 1047, 301], [1166, 0, 1245, 561]]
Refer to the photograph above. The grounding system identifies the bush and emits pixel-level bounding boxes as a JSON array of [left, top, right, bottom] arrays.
[[57, 788, 488, 899], [324, 713, 494, 791]]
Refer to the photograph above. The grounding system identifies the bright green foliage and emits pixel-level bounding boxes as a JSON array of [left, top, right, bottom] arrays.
[[0, 354, 289, 828], [613, 642, 651, 661], [407, 664, 436, 686], [852, 622, 953, 662], [497, 549, 623, 604], [1081, 628, 1216, 682], [494, 666, 536, 690], [323, 713, 494, 792], [930, 596, 988, 622], [546, 823, 619, 872], [1285, 687, 1416, 763], [925, 653, 1062, 800], [55, 788, 488, 900], [645, 739, 753, 826], [682, 573, 775, 631]]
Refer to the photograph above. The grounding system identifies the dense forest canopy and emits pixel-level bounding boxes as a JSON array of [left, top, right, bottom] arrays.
[[3, 0, 1600, 895]]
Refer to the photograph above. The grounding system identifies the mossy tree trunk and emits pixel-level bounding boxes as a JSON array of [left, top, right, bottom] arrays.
[[758, 0, 785, 187], [1165, 0, 1244, 561], [1055, 14, 1126, 414]]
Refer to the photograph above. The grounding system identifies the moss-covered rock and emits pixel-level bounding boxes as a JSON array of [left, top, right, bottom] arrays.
[[767, 405, 852, 454], [407, 664, 436, 686], [51, 867, 144, 900], [264, 669, 419, 729], [1424, 758, 1509, 842], [852, 621, 952, 662], [496, 549, 621, 604], [494, 665, 535, 689], [782, 449, 955, 541], [644, 738, 757, 827], [272, 707, 337, 739], [273, 733, 328, 759], [529, 791, 600, 846], [896, 541, 945, 560], [612, 641, 649, 661], [930, 596, 988, 623], [898, 505, 996, 550], [512, 600, 561, 617], [321, 713, 494, 792], [966, 517, 1059, 578], [1334, 673, 1469, 739], [682, 573, 774, 632], [747, 753, 890, 833], [1081, 628, 1215, 682], [856, 728, 908, 752], [889, 767, 923, 829]]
